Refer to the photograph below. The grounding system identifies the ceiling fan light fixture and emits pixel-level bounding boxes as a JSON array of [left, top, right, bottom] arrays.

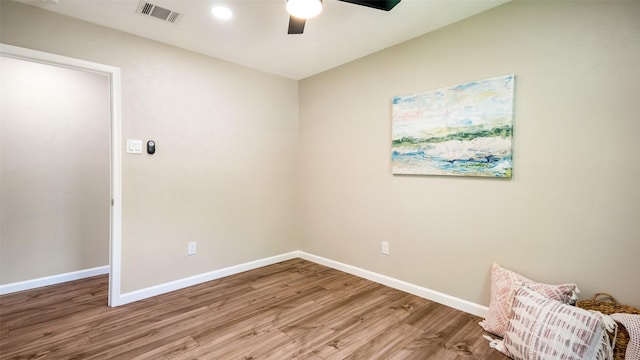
[[286, 0, 322, 19]]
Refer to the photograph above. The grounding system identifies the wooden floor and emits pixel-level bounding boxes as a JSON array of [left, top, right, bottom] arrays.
[[0, 259, 508, 359]]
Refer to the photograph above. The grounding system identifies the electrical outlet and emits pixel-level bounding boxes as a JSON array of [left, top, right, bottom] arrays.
[[187, 242, 197, 255], [381, 241, 390, 255]]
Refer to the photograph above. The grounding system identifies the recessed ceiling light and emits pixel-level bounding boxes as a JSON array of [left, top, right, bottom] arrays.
[[211, 6, 232, 20]]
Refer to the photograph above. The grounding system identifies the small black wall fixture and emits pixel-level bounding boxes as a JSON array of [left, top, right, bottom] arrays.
[[147, 140, 156, 155]]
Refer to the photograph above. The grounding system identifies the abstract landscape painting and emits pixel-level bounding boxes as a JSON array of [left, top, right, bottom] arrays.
[[391, 74, 515, 177]]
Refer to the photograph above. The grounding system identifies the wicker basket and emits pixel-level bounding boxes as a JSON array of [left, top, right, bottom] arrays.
[[576, 293, 640, 360]]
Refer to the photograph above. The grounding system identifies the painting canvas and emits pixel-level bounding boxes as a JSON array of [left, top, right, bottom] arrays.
[[391, 74, 515, 177]]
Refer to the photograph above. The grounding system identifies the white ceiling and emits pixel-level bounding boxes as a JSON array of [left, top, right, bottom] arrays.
[[18, 0, 509, 79]]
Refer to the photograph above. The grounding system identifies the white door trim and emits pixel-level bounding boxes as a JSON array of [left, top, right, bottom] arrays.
[[0, 43, 123, 306]]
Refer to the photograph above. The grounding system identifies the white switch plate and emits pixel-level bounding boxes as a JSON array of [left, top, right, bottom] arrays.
[[126, 139, 143, 154]]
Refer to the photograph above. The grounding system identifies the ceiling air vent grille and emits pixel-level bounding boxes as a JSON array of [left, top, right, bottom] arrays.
[[136, 1, 182, 24]]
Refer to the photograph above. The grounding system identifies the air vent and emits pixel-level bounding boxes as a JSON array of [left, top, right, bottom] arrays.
[[136, 1, 182, 23]]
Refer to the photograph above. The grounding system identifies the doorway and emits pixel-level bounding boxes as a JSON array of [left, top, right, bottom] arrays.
[[0, 44, 122, 306]]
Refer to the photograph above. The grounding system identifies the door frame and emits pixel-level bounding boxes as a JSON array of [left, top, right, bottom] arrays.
[[0, 43, 123, 306]]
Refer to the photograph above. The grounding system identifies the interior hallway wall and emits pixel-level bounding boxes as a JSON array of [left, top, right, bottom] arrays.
[[1, 56, 110, 284], [0, 1, 299, 293]]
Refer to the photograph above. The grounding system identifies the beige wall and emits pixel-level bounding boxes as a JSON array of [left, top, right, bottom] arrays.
[[2, 0, 639, 308], [1, 56, 111, 283], [299, 1, 640, 307], [0, 1, 299, 293]]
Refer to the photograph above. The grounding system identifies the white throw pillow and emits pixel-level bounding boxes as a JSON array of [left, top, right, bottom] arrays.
[[480, 263, 579, 337], [503, 286, 615, 360]]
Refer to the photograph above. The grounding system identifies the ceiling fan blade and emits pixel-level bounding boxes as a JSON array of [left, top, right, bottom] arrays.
[[288, 16, 306, 34], [337, 0, 401, 11]]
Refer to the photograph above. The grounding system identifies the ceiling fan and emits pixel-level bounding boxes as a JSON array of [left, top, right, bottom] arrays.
[[287, 0, 402, 34]]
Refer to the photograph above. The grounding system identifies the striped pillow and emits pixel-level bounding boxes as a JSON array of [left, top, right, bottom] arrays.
[[503, 286, 615, 360], [480, 263, 579, 337]]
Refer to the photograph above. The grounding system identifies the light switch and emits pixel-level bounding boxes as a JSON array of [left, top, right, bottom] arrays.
[[126, 139, 143, 154]]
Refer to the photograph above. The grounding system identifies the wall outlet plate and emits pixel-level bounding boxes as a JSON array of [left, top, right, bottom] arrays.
[[187, 241, 197, 255], [381, 241, 390, 255]]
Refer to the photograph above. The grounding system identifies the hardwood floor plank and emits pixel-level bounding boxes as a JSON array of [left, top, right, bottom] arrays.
[[280, 324, 338, 358], [80, 307, 215, 359], [82, 298, 191, 340], [0, 259, 508, 360], [343, 323, 423, 360], [213, 329, 294, 360], [394, 309, 492, 360], [313, 311, 412, 359], [0, 276, 108, 334], [130, 336, 199, 360], [1, 335, 92, 360], [190, 300, 324, 358], [285, 283, 387, 333], [440, 313, 501, 359]]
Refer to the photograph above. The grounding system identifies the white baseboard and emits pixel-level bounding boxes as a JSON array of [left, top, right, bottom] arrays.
[[116, 251, 488, 317], [115, 251, 300, 306], [0, 266, 110, 295], [298, 251, 489, 318], [1, 251, 488, 319]]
